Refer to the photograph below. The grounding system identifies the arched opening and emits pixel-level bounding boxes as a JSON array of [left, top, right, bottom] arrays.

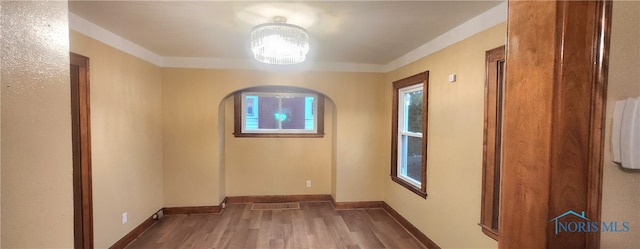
[[217, 85, 337, 200]]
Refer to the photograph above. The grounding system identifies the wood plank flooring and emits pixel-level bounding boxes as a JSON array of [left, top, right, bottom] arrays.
[[125, 202, 425, 249]]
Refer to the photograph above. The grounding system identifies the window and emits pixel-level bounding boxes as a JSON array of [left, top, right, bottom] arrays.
[[233, 87, 324, 138], [480, 45, 505, 240], [391, 72, 428, 198]]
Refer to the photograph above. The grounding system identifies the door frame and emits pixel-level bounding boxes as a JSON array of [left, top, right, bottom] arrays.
[[499, 1, 611, 248], [71, 52, 94, 249]]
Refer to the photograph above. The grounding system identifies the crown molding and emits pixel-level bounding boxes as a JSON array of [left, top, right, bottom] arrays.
[[69, 12, 163, 66], [68, 1, 506, 73], [162, 57, 386, 73], [382, 1, 507, 72]]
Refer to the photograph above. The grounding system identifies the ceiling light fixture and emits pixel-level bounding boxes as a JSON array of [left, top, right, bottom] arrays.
[[251, 16, 309, 65]]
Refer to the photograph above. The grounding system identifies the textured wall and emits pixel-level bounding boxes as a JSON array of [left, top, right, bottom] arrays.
[[70, 31, 164, 248], [601, 1, 640, 248], [1, 1, 73, 247], [383, 23, 505, 249], [0, 2, 3, 247]]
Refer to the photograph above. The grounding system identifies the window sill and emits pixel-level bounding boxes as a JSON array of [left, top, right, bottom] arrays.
[[233, 133, 325, 138], [478, 224, 499, 241], [391, 176, 427, 198]]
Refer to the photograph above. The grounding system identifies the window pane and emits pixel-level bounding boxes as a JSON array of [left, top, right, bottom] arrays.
[[236, 90, 323, 137], [280, 96, 308, 130], [304, 97, 315, 129], [401, 135, 423, 183], [257, 96, 279, 129], [405, 90, 423, 133], [247, 98, 254, 116], [245, 96, 259, 130]]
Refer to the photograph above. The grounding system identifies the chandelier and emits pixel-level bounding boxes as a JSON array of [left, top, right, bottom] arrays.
[[251, 16, 309, 65]]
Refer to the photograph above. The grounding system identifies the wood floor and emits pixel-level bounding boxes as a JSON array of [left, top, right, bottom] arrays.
[[125, 201, 426, 249]]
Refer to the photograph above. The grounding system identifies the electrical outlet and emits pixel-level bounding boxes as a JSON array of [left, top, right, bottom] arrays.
[[306, 180, 311, 188], [122, 212, 128, 224]]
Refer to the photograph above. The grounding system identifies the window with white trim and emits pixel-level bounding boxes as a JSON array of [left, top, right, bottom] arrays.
[[391, 72, 428, 198], [397, 84, 424, 187]]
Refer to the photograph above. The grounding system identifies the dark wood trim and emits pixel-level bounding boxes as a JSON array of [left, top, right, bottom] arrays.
[[420, 71, 429, 194], [71, 52, 94, 249], [480, 224, 499, 241], [233, 133, 325, 138], [499, 1, 611, 248], [391, 176, 427, 198], [108, 209, 162, 249], [332, 201, 383, 209], [382, 202, 440, 249], [220, 196, 229, 209], [164, 197, 228, 215], [330, 196, 383, 209], [233, 91, 242, 135], [163, 206, 221, 215], [585, 2, 611, 248], [499, 2, 557, 247], [479, 45, 505, 241], [549, 1, 610, 248], [316, 96, 325, 135], [233, 88, 325, 138], [390, 71, 429, 198], [225, 194, 333, 203]]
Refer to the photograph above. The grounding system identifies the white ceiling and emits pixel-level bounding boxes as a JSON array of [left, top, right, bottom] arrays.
[[69, 1, 506, 72]]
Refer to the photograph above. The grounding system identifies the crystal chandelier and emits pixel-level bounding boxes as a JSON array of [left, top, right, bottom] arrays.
[[251, 16, 309, 65]]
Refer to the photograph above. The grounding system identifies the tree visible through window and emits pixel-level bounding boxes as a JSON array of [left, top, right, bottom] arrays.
[[391, 72, 428, 198]]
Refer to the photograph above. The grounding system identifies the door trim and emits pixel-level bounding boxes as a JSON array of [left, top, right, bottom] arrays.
[[498, 1, 611, 248], [71, 52, 94, 249]]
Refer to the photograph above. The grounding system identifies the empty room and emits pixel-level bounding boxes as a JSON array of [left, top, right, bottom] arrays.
[[1, 1, 639, 249]]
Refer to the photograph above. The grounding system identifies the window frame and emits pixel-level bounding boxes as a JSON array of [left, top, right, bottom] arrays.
[[233, 86, 324, 138], [391, 71, 429, 198], [479, 45, 505, 241]]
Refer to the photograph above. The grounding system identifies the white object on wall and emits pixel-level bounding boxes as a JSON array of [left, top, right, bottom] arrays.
[[612, 97, 640, 169], [448, 74, 456, 82], [612, 100, 626, 163]]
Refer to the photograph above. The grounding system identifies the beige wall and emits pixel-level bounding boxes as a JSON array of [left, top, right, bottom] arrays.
[[601, 1, 640, 248], [162, 69, 387, 206], [70, 32, 164, 248], [382, 23, 506, 248], [223, 96, 334, 196], [0, 1, 74, 247]]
